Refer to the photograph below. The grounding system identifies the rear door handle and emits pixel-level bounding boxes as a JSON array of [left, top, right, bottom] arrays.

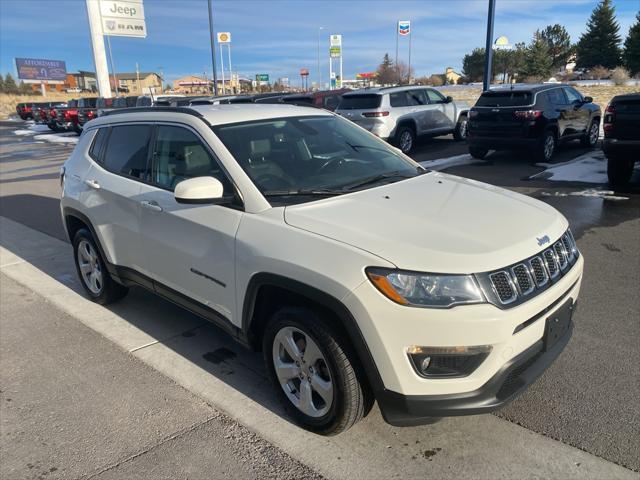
[[85, 179, 100, 189], [140, 200, 163, 212]]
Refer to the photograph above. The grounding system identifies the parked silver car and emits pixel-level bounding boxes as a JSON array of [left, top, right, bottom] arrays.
[[336, 86, 469, 153]]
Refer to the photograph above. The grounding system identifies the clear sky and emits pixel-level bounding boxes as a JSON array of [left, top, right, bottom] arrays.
[[1, 0, 638, 87]]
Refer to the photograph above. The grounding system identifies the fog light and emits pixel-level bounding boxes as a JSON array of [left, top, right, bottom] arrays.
[[407, 345, 492, 378]]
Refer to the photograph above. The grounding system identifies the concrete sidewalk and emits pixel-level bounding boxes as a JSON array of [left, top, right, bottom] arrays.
[[1, 216, 637, 480]]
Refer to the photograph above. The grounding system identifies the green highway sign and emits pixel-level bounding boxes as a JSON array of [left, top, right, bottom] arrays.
[[255, 74, 269, 82]]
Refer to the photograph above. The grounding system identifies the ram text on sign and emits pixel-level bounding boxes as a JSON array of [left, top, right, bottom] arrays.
[[217, 32, 231, 43], [102, 17, 147, 37], [15, 58, 67, 81], [100, 0, 145, 20]]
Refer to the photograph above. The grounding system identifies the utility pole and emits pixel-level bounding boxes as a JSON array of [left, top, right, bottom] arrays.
[[207, 0, 219, 95], [85, 0, 112, 97], [395, 20, 399, 85], [483, 0, 496, 92]]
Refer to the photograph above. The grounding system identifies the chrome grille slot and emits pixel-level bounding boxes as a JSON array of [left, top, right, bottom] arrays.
[[561, 234, 574, 262], [529, 256, 548, 287], [482, 229, 579, 308], [554, 242, 568, 270], [489, 271, 517, 304], [543, 249, 559, 278], [512, 264, 534, 295]]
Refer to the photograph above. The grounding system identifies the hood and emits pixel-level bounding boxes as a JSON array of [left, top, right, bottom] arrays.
[[284, 172, 567, 273]]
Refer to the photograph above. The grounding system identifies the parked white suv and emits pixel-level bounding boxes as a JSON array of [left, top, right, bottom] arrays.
[[336, 86, 470, 153], [61, 104, 583, 434]]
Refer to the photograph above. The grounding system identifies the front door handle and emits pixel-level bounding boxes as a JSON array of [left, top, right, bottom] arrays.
[[140, 200, 163, 212], [85, 179, 100, 189]]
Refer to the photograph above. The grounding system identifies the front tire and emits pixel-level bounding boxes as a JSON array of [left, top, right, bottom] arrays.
[[73, 229, 128, 305], [263, 307, 366, 435], [607, 157, 635, 186], [394, 125, 416, 154], [453, 115, 468, 141], [581, 119, 599, 148]]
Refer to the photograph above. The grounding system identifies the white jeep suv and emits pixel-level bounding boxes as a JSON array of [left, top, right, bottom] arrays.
[[60, 104, 583, 435]]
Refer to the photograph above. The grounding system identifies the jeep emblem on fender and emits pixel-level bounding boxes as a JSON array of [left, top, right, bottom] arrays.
[[537, 235, 550, 246]]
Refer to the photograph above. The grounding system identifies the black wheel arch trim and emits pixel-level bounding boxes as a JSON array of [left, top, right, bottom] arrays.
[[242, 272, 385, 393]]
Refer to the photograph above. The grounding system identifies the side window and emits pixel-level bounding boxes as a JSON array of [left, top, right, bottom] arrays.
[[323, 95, 340, 110], [389, 92, 409, 107], [152, 125, 233, 193], [564, 87, 582, 104], [102, 124, 152, 180], [425, 89, 446, 104], [547, 88, 567, 106], [407, 90, 427, 106], [89, 127, 109, 162]]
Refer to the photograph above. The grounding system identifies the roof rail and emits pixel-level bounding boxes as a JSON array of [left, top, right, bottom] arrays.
[[102, 106, 204, 117]]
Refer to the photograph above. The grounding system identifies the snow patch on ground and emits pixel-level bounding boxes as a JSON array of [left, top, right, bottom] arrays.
[[419, 153, 487, 170], [33, 133, 78, 144], [540, 189, 629, 201], [531, 150, 612, 183], [12, 124, 51, 136]]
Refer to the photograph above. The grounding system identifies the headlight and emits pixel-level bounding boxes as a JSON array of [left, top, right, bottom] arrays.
[[366, 268, 484, 308]]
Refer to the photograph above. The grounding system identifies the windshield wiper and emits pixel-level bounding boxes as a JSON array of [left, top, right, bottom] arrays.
[[262, 188, 345, 197], [338, 170, 416, 191], [346, 142, 394, 154]]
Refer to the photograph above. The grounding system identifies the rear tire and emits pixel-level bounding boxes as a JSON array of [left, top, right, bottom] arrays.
[[535, 130, 556, 163], [607, 157, 634, 186], [394, 125, 416, 154], [581, 119, 599, 148], [468, 146, 488, 159], [263, 306, 366, 435], [453, 115, 468, 141], [73, 229, 128, 305]]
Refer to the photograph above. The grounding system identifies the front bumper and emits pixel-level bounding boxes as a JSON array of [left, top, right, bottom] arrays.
[[376, 314, 573, 426]]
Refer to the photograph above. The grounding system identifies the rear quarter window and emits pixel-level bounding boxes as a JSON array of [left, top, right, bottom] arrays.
[[615, 99, 640, 113], [89, 128, 109, 162], [338, 94, 382, 110], [475, 91, 533, 107]]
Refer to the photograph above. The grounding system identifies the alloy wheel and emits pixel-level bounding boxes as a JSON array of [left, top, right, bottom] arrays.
[[272, 326, 333, 418], [458, 120, 468, 139], [399, 131, 413, 152], [544, 135, 555, 161], [77, 239, 103, 294], [589, 122, 599, 146]]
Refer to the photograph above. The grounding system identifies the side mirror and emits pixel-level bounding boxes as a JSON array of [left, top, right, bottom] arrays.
[[583, 96, 593, 103], [174, 176, 224, 204], [445, 96, 454, 103]]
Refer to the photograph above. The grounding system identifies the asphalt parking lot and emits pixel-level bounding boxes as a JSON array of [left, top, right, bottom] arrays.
[[1, 120, 639, 479]]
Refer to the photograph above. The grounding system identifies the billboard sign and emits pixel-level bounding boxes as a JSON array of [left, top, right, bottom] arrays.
[[493, 35, 512, 50], [255, 74, 269, 82], [217, 32, 231, 43], [330, 34, 342, 47], [329, 46, 341, 58], [398, 20, 411, 36], [356, 72, 377, 79], [15, 58, 67, 81], [300, 68, 309, 76], [100, 0, 147, 37]]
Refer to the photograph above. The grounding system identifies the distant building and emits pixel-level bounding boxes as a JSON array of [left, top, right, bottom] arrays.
[[111, 72, 162, 94], [444, 67, 461, 85], [173, 75, 211, 94]]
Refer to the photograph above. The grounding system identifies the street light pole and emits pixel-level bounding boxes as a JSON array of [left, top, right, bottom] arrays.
[[317, 26, 324, 90], [483, 0, 496, 92], [207, 0, 219, 95]]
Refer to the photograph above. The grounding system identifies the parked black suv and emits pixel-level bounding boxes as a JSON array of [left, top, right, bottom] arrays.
[[602, 93, 640, 186], [467, 84, 601, 162]]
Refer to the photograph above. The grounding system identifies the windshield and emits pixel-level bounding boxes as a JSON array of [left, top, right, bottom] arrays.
[[212, 115, 421, 202], [475, 91, 533, 107]]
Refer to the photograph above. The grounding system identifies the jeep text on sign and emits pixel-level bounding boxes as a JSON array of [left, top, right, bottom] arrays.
[[99, 0, 145, 20]]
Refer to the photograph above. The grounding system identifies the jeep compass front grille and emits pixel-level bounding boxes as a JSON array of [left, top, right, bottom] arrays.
[[476, 230, 579, 308]]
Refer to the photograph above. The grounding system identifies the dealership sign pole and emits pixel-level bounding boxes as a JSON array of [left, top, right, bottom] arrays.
[[217, 32, 231, 94], [329, 34, 342, 90], [398, 21, 410, 84], [86, 0, 112, 97]]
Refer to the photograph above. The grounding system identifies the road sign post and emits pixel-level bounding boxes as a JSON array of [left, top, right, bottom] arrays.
[[483, 0, 496, 92]]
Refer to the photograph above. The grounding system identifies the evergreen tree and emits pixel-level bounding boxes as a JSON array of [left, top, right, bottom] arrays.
[[521, 32, 553, 81], [4, 73, 18, 94], [0, 74, 5, 93], [376, 53, 396, 85], [576, 0, 622, 69], [623, 13, 640, 76], [462, 48, 485, 82], [540, 24, 573, 70]]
